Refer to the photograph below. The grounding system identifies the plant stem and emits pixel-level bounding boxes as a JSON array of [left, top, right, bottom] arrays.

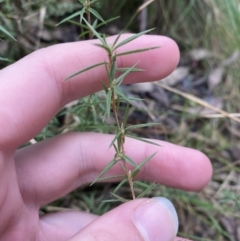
[[108, 53, 136, 200], [86, 0, 93, 39]]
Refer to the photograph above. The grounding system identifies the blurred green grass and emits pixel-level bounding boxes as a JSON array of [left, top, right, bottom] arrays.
[[1, 0, 240, 240]]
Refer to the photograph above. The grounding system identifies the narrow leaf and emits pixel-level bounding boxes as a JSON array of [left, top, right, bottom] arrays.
[[96, 16, 120, 29], [112, 30, 124, 48], [68, 20, 88, 29], [137, 183, 156, 198], [125, 123, 160, 131], [0, 57, 11, 62], [56, 10, 83, 26], [131, 152, 157, 178], [116, 67, 144, 72], [134, 181, 151, 189], [94, 43, 111, 54], [83, 17, 106, 45], [100, 81, 108, 94], [97, 174, 126, 181], [0, 26, 16, 41], [102, 199, 121, 203], [110, 192, 130, 203], [114, 28, 155, 50], [126, 134, 160, 146], [106, 89, 112, 117], [64, 62, 105, 80], [113, 178, 128, 194], [109, 132, 121, 149], [91, 157, 118, 185], [114, 87, 131, 103], [121, 154, 138, 167], [89, 8, 106, 24], [115, 46, 159, 57], [114, 63, 138, 86]]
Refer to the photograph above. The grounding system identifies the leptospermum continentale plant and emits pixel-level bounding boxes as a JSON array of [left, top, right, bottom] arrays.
[[58, 0, 160, 202]]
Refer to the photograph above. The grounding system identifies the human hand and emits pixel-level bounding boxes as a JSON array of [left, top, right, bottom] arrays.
[[0, 35, 212, 241]]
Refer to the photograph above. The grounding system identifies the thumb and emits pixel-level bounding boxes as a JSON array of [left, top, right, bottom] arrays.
[[68, 197, 178, 241]]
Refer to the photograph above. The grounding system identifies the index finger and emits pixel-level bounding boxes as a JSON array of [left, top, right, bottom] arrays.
[[0, 35, 179, 150]]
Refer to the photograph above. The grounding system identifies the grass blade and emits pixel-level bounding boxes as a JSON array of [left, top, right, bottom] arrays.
[[116, 67, 144, 72], [89, 8, 106, 24], [114, 28, 155, 50], [97, 174, 126, 181], [56, 10, 83, 26], [106, 89, 112, 117], [126, 134, 160, 146], [112, 178, 128, 194], [125, 123, 160, 131], [83, 17, 106, 45], [110, 192, 130, 203], [0, 26, 16, 41], [64, 62, 105, 81], [137, 183, 156, 198], [115, 46, 160, 57], [0, 57, 11, 62]]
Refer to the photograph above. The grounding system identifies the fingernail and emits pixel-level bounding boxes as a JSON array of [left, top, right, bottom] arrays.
[[133, 197, 178, 241]]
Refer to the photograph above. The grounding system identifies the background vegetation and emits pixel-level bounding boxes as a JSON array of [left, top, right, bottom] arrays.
[[1, 0, 240, 240]]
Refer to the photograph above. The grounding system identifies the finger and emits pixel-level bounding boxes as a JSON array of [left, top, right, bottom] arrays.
[[0, 35, 179, 150], [67, 197, 178, 241], [15, 133, 212, 206], [40, 211, 97, 241]]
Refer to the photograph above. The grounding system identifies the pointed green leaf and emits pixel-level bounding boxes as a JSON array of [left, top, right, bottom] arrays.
[[121, 154, 138, 167], [109, 131, 122, 149], [109, 58, 117, 82], [114, 87, 131, 103], [113, 178, 128, 194], [56, 10, 83, 26], [97, 174, 126, 181], [116, 67, 144, 72], [114, 63, 138, 86], [83, 17, 106, 45], [89, 8, 106, 24], [106, 89, 112, 117], [137, 183, 156, 198], [78, 30, 90, 39], [0, 26, 16, 41], [100, 81, 109, 94], [116, 46, 160, 57], [126, 134, 160, 146], [96, 16, 120, 29], [0, 57, 11, 62], [131, 169, 140, 179], [90, 157, 118, 186], [68, 20, 89, 29], [113, 143, 118, 153], [64, 62, 105, 80], [114, 28, 155, 50], [125, 123, 160, 131], [134, 181, 151, 189], [112, 30, 124, 47], [94, 43, 111, 54], [110, 192, 130, 203], [102, 199, 122, 203]]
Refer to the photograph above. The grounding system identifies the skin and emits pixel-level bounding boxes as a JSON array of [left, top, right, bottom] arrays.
[[0, 35, 212, 241]]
